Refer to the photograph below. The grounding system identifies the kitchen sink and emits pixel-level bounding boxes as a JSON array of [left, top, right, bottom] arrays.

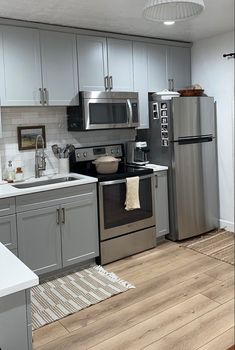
[[12, 176, 79, 189]]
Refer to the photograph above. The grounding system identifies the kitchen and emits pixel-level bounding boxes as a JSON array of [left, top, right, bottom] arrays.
[[0, 0, 234, 349]]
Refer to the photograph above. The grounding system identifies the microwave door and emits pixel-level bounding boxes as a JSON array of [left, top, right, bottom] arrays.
[[85, 99, 130, 129]]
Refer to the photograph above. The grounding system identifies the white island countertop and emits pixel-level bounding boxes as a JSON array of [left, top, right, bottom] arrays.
[[0, 173, 97, 199], [0, 243, 39, 298]]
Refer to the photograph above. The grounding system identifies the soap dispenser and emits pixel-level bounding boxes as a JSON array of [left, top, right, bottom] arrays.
[[4, 160, 15, 183]]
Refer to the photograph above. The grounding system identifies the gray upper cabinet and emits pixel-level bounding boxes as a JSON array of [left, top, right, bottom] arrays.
[[167, 46, 191, 91], [133, 42, 149, 129], [77, 35, 108, 91], [107, 38, 134, 91], [0, 26, 42, 106], [147, 44, 167, 92], [61, 193, 99, 267], [0, 26, 79, 106], [17, 206, 62, 275], [77, 36, 133, 92], [40, 30, 79, 105]]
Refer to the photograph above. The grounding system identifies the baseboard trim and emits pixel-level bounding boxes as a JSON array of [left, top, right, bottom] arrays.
[[219, 219, 234, 232]]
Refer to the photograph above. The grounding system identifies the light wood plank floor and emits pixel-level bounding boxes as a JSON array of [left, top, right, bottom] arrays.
[[33, 240, 235, 350]]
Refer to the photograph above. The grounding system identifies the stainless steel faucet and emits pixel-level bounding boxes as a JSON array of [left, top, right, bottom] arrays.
[[35, 135, 46, 178]]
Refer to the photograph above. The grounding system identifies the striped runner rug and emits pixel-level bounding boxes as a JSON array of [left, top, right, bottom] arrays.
[[181, 230, 234, 265], [31, 265, 134, 330]]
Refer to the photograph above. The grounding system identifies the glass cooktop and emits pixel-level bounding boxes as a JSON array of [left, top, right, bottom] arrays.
[[70, 162, 153, 182]]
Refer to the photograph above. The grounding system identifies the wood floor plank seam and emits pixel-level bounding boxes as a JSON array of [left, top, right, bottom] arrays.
[[132, 296, 223, 350], [141, 299, 234, 350], [59, 273, 220, 335], [195, 327, 235, 350]]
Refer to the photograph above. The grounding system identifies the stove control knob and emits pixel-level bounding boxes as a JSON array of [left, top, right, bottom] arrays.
[[83, 152, 87, 158], [76, 153, 80, 159], [117, 149, 120, 154], [111, 149, 114, 154]]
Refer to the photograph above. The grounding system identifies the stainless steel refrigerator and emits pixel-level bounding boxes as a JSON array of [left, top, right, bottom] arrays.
[[138, 94, 219, 241]]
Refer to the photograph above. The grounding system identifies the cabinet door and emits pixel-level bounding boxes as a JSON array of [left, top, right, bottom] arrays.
[[0, 291, 29, 350], [17, 207, 62, 275], [61, 193, 99, 267], [40, 30, 79, 105], [147, 44, 167, 92], [133, 42, 149, 129], [0, 214, 17, 251], [107, 38, 134, 91], [155, 172, 170, 237], [77, 35, 108, 91], [167, 46, 191, 90], [0, 26, 42, 106]]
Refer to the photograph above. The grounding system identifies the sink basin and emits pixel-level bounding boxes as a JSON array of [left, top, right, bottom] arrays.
[[12, 176, 79, 189]]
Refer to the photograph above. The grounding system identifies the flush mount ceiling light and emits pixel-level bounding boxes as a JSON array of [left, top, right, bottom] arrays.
[[143, 0, 205, 22]]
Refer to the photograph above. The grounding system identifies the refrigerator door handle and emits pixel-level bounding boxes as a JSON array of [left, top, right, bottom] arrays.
[[175, 135, 214, 145]]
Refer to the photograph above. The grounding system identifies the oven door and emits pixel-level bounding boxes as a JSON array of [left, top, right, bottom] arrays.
[[83, 98, 139, 129], [99, 174, 155, 241]]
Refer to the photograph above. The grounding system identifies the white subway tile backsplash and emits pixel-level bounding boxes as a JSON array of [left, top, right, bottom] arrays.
[[0, 107, 136, 179]]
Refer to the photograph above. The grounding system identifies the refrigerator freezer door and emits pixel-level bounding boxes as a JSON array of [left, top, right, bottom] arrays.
[[173, 139, 218, 240], [172, 97, 215, 140]]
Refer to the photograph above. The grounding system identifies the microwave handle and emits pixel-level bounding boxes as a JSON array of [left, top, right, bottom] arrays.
[[127, 99, 133, 126]]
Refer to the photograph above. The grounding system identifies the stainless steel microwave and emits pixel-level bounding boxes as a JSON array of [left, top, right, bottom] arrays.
[[67, 91, 139, 130]]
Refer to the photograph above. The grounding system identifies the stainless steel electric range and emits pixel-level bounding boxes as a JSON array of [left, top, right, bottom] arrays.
[[69, 144, 156, 265]]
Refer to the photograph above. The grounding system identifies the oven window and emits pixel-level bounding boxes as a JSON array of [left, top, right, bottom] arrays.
[[102, 177, 153, 229], [89, 103, 128, 124]]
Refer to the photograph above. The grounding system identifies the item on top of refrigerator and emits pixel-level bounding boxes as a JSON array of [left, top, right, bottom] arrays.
[[178, 84, 204, 96], [154, 89, 180, 100]]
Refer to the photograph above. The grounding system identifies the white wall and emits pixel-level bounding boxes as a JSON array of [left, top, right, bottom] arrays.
[[0, 107, 135, 179], [192, 31, 234, 232]]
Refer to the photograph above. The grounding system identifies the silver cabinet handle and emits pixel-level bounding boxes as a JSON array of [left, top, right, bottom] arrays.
[[155, 175, 158, 188], [109, 76, 113, 90], [43, 88, 48, 105], [126, 99, 133, 126], [56, 209, 60, 225], [39, 88, 43, 105], [104, 76, 109, 90], [61, 208, 65, 224], [168, 78, 174, 91]]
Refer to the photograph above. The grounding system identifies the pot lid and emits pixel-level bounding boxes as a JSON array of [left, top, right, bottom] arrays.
[[93, 155, 121, 163]]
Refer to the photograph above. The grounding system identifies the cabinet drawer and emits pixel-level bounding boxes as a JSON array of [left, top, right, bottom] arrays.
[[16, 184, 96, 212], [0, 197, 16, 216], [0, 214, 17, 250]]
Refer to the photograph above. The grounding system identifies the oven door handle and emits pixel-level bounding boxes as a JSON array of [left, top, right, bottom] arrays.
[[126, 99, 133, 126], [99, 174, 154, 186]]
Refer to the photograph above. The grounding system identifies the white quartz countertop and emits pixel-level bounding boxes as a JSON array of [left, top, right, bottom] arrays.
[[144, 164, 168, 172], [0, 243, 39, 298], [0, 173, 97, 199]]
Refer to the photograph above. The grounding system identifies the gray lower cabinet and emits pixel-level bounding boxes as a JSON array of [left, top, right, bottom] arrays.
[[0, 214, 17, 251], [61, 194, 99, 267], [0, 290, 32, 350], [17, 206, 62, 275], [0, 197, 17, 253], [155, 171, 170, 238], [17, 185, 99, 276]]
